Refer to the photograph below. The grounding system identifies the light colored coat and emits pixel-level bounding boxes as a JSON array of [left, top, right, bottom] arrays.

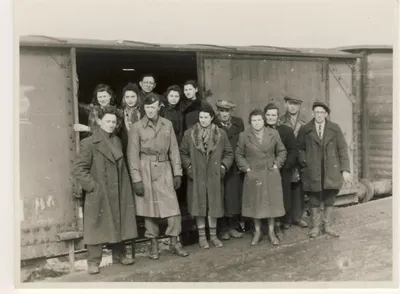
[[127, 116, 182, 218]]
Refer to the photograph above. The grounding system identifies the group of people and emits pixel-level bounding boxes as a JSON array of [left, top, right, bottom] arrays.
[[73, 73, 351, 275]]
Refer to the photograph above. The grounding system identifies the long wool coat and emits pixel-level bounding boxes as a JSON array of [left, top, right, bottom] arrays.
[[127, 116, 182, 218], [297, 119, 350, 192], [276, 124, 298, 213], [235, 127, 287, 219], [74, 129, 138, 245], [215, 116, 245, 216], [179, 123, 234, 218], [160, 104, 184, 145]]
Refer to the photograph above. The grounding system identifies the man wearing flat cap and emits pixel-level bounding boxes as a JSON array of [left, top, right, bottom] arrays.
[[127, 93, 189, 260], [279, 96, 309, 229], [297, 100, 351, 238], [214, 100, 245, 240]]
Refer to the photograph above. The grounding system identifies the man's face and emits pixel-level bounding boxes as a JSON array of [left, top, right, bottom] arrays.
[[144, 101, 161, 120], [139, 76, 156, 93], [265, 109, 279, 126], [99, 113, 117, 133], [284, 100, 301, 115], [313, 106, 328, 123], [217, 108, 232, 122]]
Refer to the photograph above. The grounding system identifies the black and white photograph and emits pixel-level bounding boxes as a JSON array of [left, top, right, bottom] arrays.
[[10, 0, 399, 289]]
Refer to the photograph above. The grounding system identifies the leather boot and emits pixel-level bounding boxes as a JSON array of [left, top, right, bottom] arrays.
[[148, 238, 159, 260], [309, 207, 322, 238], [209, 227, 223, 248], [220, 231, 231, 240], [112, 242, 134, 265], [323, 206, 340, 237], [198, 227, 210, 249], [87, 263, 100, 275], [228, 228, 243, 239], [170, 236, 189, 257]]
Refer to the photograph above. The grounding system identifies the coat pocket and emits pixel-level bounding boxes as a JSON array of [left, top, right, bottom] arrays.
[[150, 162, 162, 182]]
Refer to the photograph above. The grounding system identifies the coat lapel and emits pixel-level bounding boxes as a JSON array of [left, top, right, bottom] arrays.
[[323, 121, 336, 146], [93, 132, 116, 163], [247, 129, 264, 150], [304, 120, 322, 146]]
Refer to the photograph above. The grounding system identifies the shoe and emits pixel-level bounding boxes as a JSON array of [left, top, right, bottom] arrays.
[[228, 228, 243, 239], [170, 236, 189, 257], [87, 264, 100, 275], [309, 208, 322, 238], [251, 230, 262, 246], [210, 227, 223, 248], [220, 231, 231, 240], [148, 238, 159, 260], [282, 223, 291, 230], [118, 256, 135, 265], [323, 206, 340, 237], [293, 220, 308, 228], [268, 231, 280, 246], [274, 226, 284, 241]]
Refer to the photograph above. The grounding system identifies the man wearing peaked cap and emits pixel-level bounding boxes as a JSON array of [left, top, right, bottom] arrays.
[[297, 100, 351, 239], [279, 95, 309, 230], [214, 99, 246, 241]]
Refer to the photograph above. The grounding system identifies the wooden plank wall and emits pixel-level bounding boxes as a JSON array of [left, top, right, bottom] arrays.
[[365, 52, 393, 180], [202, 56, 327, 125]]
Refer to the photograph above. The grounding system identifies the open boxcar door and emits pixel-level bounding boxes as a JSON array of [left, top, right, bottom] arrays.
[[19, 47, 82, 262]]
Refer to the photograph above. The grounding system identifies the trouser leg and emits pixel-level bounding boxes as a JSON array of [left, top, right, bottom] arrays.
[[196, 216, 209, 249], [322, 189, 340, 237], [165, 215, 182, 237], [144, 217, 160, 239], [308, 192, 323, 238], [291, 182, 308, 227], [87, 244, 103, 268], [208, 216, 223, 248]]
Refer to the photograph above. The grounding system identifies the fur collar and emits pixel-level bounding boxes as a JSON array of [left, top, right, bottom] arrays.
[[190, 123, 221, 155]]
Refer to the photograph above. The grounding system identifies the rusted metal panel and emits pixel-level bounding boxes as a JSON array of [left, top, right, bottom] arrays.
[[199, 54, 327, 124], [20, 47, 78, 260], [328, 61, 359, 191]]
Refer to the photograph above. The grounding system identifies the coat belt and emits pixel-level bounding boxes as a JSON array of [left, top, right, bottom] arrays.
[[140, 153, 170, 162]]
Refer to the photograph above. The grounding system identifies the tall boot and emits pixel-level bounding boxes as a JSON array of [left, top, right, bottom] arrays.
[[198, 227, 210, 249], [309, 207, 322, 238], [170, 236, 189, 257], [209, 227, 223, 248], [323, 206, 340, 237], [112, 242, 134, 265], [148, 238, 159, 260]]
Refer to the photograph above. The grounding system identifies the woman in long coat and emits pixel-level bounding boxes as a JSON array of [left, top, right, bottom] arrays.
[[180, 104, 234, 249], [74, 105, 138, 274], [160, 85, 184, 145], [235, 109, 287, 246]]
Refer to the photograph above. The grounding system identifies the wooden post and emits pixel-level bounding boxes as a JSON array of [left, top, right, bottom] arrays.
[[359, 51, 370, 180]]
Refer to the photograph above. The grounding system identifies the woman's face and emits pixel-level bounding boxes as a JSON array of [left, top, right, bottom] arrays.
[[250, 115, 265, 131], [184, 84, 198, 100], [199, 111, 213, 128], [97, 91, 112, 107], [124, 90, 138, 107], [99, 113, 117, 133], [167, 90, 181, 106], [265, 109, 279, 126]]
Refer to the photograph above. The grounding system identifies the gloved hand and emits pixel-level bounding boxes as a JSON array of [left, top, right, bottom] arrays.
[[133, 181, 145, 196], [174, 176, 182, 190]]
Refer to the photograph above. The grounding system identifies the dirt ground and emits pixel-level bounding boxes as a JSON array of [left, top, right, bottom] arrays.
[[31, 197, 393, 283]]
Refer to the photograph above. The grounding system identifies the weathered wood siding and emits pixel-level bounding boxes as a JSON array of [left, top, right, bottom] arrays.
[[365, 52, 393, 180], [200, 54, 328, 124]]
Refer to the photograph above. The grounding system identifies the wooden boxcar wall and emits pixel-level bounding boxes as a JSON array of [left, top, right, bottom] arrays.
[[364, 51, 393, 181]]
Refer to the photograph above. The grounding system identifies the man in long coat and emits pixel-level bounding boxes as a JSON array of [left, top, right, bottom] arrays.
[[180, 104, 234, 249], [297, 101, 351, 238], [127, 93, 189, 259], [74, 106, 137, 274], [214, 100, 245, 240], [279, 96, 309, 229]]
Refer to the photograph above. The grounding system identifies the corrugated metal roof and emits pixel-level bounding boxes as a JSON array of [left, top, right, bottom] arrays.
[[19, 35, 361, 59]]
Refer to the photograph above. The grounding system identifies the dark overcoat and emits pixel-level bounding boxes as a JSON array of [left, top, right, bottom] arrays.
[[179, 123, 234, 218], [74, 130, 138, 245], [160, 104, 184, 145], [276, 124, 298, 212], [235, 127, 287, 219], [180, 98, 214, 131], [297, 119, 350, 192], [215, 116, 245, 216]]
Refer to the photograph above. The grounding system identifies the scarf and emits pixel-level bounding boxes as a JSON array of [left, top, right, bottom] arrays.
[[124, 106, 141, 131], [191, 122, 221, 155], [252, 127, 265, 144], [220, 118, 232, 129]]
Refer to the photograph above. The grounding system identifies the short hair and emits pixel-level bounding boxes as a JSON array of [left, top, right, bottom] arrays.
[[164, 85, 183, 99], [91, 84, 116, 106], [143, 93, 161, 105], [263, 103, 280, 116], [198, 103, 215, 118], [248, 109, 265, 125], [183, 80, 198, 89], [122, 82, 140, 97], [140, 73, 156, 83], [97, 105, 120, 120]]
